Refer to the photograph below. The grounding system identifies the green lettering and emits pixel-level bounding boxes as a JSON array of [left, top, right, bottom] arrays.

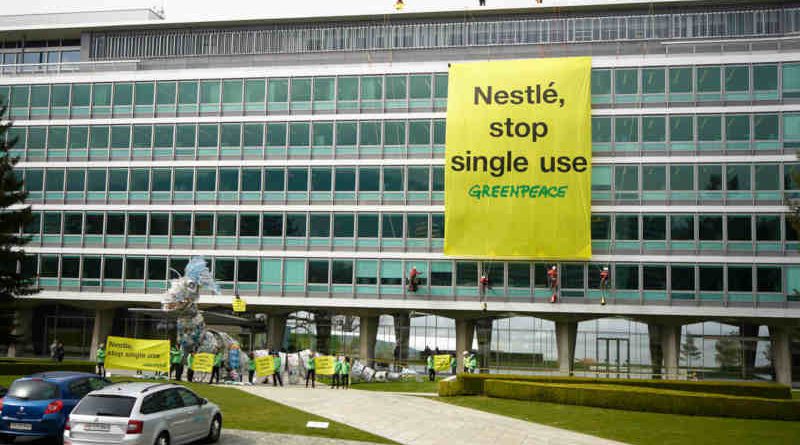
[[500, 185, 509, 197], [482, 185, 491, 198], [491, 185, 500, 197]]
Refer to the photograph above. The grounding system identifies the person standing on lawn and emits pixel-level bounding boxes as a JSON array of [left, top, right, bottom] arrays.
[[332, 356, 342, 389], [170, 345, 183, 381], [427, 353, 435, 381], [247, 352, 256, 384], [306, 351, 316, 388], [95, 343, 106, 377], [272, 352, 283, 386], [186, 351, 195, 382], [340, 356, 351, 389], [210, 348, 223, 384]]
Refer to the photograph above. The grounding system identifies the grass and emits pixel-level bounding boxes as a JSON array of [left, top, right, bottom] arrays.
[[350, 379, 441, 393], [0, 375, 393, 444], [439, 395, 800, 445]]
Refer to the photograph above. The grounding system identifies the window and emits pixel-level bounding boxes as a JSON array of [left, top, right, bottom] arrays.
[[726, 165, 750, 190], [615, 166, 638, 191], [615, 69, 638, 95], [615, 215, 638, 240], [356, 260, 377, 285], [312, 123, 332, 146], [456, 262, 478, 286], [243, 124, 263, 147], [727, 215, 751, 241], [642, 166, 666, 190], [287, 169, 308, 191], [699, 165, 722, 190], [725, 66, 748, 92], [643, 117, 665, 142], [58, 257, 77, 278], [614, 117, 638, 143], [216, 214, 236, 236], [336, 122, 357, 146], [239, 214, 259, 237], [263, 214, 283, 237], [221, 124, 240, 147], [125, 258, 145, 279], [754, 114, 778, 140], [109, 169, 127, 192], [697, 115, 721, 141], [289, 123, 309, 146], [615, 265, 639, 290], [148, 258, 167, 280], [361, 77, 382, 100], [753, 65, 778, 91], [66, 170, 85, 192], [409, 75, 431, 99], [430, 262, 452, 286], [172, 214, 191, 236], [726, 115, 750, 141], [592, 117, 611, 143], [431, 214, 444, 238], [643, 265, 666, 290], [699, 215, 722, 240], [268, 79, 288, 103], [222, 80, 242, 104], [670, 165, 693, 190], [358, 214, 378, 238], [699, 266, 723, 291], [669, 68, 692, 93], [591, 215, 611, 240], [592, 70, 611, 95], [113, 83, 133, 106], [643, 215, 665, 240], [265, 169, 284, 191], [290, 78, 311, 102], [406, 214, 428, 238], [755, 165, 779, 190], [197, 81, 221, 105], [382, 214, 403, 238], [642, 68, 665, 93], [218, 169, 238, 192], [245, 79, 265, 103], [671, 265, 695, 291], [757, 267, 781, 292], [671, 215, 694, 240], [335, 168, 355, 191], [334, 214, 354, 237], [194, 214, 213, 236], [562, 264, 584, 289], [286, 214, 307, 237], [408, 167, 429, 191], [308, 260, 329, 284], [214, 259, 235, 282], [64, 213, 82, 235], [242, 169, 261, 191], [383, 168, 403, 191], [670, 116, 693, 141], [310, 214, 330, 237], [313, 78, 334, 102], [332, 260, 353, 284], [696, 66, 720, 92], [728, 265, 752, 292], [756, 215, 780, 241], [267, 123, 286, 147], [358, 168, 379, 191], [131, 170, 149, 191], [508, 263, 530, 288], [359, 122, 380, 146]]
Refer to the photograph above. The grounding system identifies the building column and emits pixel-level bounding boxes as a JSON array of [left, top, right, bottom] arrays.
[[770, 325, 792, 386], [739, 323, 759, 380], [313, 312, 332, 354], [393, 313, 411, 368], [455, 318, 475, 373], [359, 315, 379, 367], [267, 313, 288, 352], [475, 318, 493, 373], [89, 308, 115, 361], [6, 309, 33, 358], [555, 320, 577, 376], [661, 324, 681, 380], [647, 323, 663, 378]]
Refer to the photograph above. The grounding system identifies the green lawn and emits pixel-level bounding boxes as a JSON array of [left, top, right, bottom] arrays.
[[350, 379, 441, 393], [440, 396, 800, 445], [0, 375, 392, 444]]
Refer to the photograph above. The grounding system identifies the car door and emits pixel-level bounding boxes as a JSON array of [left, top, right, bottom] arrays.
[[159, 389, 190, 444], [175, 388, 209, 442]]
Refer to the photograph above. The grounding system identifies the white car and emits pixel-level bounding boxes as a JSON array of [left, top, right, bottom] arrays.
[[64, 382, 221, 445]]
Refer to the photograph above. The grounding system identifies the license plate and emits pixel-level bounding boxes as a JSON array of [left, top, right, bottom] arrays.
[[85, 423, 110, 432], [9, 422, 32, 431]]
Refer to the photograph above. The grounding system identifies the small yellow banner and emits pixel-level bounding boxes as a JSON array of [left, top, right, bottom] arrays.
[[192, 352, 215, 373], [232, 297, 247, 313], [444, 57, 593, 259], [433, 355, 451, 372], [105, 336, 170, 374], [315, 356, 335, 375], [254, 355, 274, 376]]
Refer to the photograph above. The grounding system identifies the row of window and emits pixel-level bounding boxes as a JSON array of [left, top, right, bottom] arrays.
[[3, 62, 799, 117], [18, 163, 800, 198], [23, 211, 798, 245], [4, 113, 797, 162], [27, 254, 789, 296], [0, 49, 80, 71]]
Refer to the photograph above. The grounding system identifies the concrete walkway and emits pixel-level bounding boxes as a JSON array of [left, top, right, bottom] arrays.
[[240, 386, 627, 445], [221, 428, 385, 445]]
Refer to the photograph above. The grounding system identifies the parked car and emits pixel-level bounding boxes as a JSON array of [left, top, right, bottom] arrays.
[[64, 382, 221, 445], [0, 387, 6, 399], [0, 371, 110, 444]]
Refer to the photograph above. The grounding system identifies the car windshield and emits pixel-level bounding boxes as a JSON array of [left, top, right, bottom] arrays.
[[7, 380, 59, 400], [73, 395, 136, 417]]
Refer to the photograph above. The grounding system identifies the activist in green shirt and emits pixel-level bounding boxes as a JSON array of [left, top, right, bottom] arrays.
[[305, 353, 316, 388], [170, 346, 184, 381], [340, 357, 351, 389], [332, 357, 343, 389], [427, 354, 435, 382], [95, 344, 106, 378], [272, 353, 283, 387], [210, 350, 223, 384], [186, 352, 195, 383], [247, 352, 256, 384]]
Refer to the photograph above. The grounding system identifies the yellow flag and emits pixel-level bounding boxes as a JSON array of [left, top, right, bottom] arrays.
[[433, 355, 451, 372], [254, 355, 274, 376], [315, 356, 335, 375], [105, 336, 170, 374], [192, 352, 215, 373], [444, 57, 592, 259]]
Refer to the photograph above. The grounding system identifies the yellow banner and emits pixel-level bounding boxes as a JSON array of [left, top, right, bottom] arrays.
[[254, 355, 274, 376], [315, 356, 335, 375], [444, 57, 592, 259], [232, 297, 247, 313], [105, 336, 170, 374], [433, 355, 451, 372], [192, 352, 215, 373]]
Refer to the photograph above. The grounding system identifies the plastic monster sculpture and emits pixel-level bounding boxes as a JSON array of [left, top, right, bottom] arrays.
[[161, 257, 249, 373]]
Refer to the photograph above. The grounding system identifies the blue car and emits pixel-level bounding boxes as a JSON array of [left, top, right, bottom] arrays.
[[0, 372, 110, 444]]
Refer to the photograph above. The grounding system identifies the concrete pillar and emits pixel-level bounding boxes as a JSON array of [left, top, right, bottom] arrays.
[[313, 312, 332, 354], [267, 314, 288, 352], [89, 308, 115, 361], [6, 309, 33, 358], [393, 313, 411, 368], [647, 323, 663, 378], [455, 318, 475, 373], [555, 320, 577, 376], [739, 324, 759, 380], [661, 324, 681, 379], [770, 326, 792, 386], [475, 318, 493, 373], [359, 315, 379, 367]]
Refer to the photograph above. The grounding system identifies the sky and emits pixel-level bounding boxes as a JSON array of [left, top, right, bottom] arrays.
[[1, 0, 651, 23]]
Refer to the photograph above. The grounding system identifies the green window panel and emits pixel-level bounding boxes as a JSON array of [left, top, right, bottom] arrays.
[[783, 63, 800, 96], [284, 259, 306, 284], [669, 67, 692, 93], [110, 126, 130, 149], [264, 169, 284, 191], [727, 215, 751, 241], [754, 164, 779, 191], [93, 84, 112, 106], [47, 127, 67, 149], [699, 165, 722, 190], [591, 117, 611, 143], [331, 260, 353, 285], [754, 64, 778, 91], [562, 264, 584, 289], [643, 266, 667, 290], [113, 83, 133, 106], [642, 68, 665, 94], [383, 167, 403, 191], [614, 117, 638, 142], [357, 214, 378, 238], [313, 77, 335, 102], [384, 121, 405, 146], [245, 79, 266, 103], [71, 84, 91, 107], [218, 169, 238, 192], [311, 168, 331, 191], [290, 78, 311, 102], [156, 82, 176, 105], [196, 170, 216, 192], [591, 166, 611, 191], [724, 66, 749, 92], [753, 114, 778, 140], [310, 122, 332, 147], [28, 127, 46, 149], [456, 262, 478, 286], [50, 85, 70, 107], [153, 125, 173, 148], [358, 168, 379, 192], [433, 120, 446, 145], [642, 116, 665, 142], [289, 123, 310, 146], [334, 168, 355, 191], [359, 121, 381, 146], [756, 267, 781, 293], [334, 214, 354, 238], [699, 266, 723, 292], [642, 165, 666, 190], [196, 124, 218, 149], [591, 215, 611, 240], [361, 76, 383, 100], [243, 124, 263, 147], [434, 74, 448, 98], [7, 127, 26, 149], [382, 214, 403, 238], [89, 126, 109, 149], [725, 115, 750, 141], [591, 70, 611, 95], [109, 170, 127, 191], [756, 215, 780, 241], [726, 165, 750, 191], [134, 82, 154, 105], [266, 123, 287, 147], [669, 116, 693, 141], [129, 170, 149, 192], [241, 169, 261, 192], [86, 170, 106, 192], [310, 214, 331, 237], [260, 259, 281, 283], [408, 167, 430, 191], [696, 66, 721, 92], [643, 216, 666, 240], [785, 114, 800, 142], [507, 263, 530, 288], [385, 76, 407, 99], [30, 85, 49, 109], [406, 214, 428, 238], [178, 81, 198, 104], [409, 75, 432, 99], [66, 170, 84, 191], [615, 265, 639, 290], [337, 77, 359, 101], [697, 115, 721, 141], [222, 80, 243, 104], [151, 170, 171, 191], [670, 214, 694, 241], [68, 127, 88, 149], [409, 121, 430, 145], [430, 261, 452, 286], [699, 215, 723, 241], [10, 86, 29, 107], [614, 69, 638, 95], [432, 167, 444, 192], [380, 260, 402, 285], [221, 124, 241, 147], [287, 168, 308, 191], [356, 260, 378, 285], [200, 81, 220, 104], [286, 214, 307, 237], [336, 122, 357, 146], [614, 165, 638, 191], [615, 215, 638, 240], [176, 125, 196, 148]]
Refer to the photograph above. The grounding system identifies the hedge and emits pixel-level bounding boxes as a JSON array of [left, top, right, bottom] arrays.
[[445, 373, 791, 399], [0, 358, 95, 376], [484, 380, 800, 421]]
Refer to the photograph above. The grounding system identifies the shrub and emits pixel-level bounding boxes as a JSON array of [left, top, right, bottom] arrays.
[[454, 373, 791, 399], [484, 380, 800, 421], [437, 377, 464, 397], [0, 358, 95, 376]]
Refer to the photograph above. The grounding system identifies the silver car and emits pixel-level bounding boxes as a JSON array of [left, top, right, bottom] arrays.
[[64, 382, 221, 445]]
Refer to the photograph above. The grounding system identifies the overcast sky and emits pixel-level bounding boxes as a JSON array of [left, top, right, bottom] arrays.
[[1, 0, 654, 22]]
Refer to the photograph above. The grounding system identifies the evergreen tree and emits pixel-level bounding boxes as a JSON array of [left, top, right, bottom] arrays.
[[0, 105, 38, 348], [714, 331, 741, 372], [680, 336, 702, 367]]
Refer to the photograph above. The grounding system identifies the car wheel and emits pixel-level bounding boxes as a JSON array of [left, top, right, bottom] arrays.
[[206, 415, 222, 443], [154, 432, 170, 445]]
